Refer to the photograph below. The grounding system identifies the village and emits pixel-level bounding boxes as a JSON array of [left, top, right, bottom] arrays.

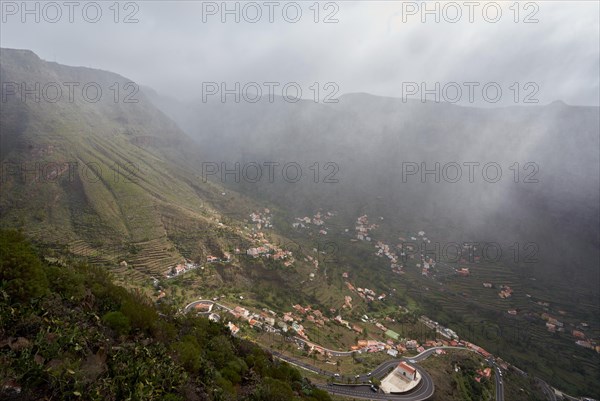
[[292, 210, 336, 236], [341, 210, 595, 355], [157, 206, 600, 401], [157, 205, 599, 398], [245, 210, 296, 266], [185, 292, 520, 391], [172, 209, 600, 360]]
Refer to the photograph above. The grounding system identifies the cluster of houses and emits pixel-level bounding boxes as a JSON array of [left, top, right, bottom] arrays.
[[542, 314, 564, 333], [574, 338, 598, 351], [292, 211, 335, 236], [227, 305, 286, 336], [249, 209, 273, 230], [220, 205, 600, 388], [420, 315, 459, 340], [304, 254, 319, 271], [374, 241, 404, 275], [393, 232, 438, 277], [207, 253, 231, 264], [397, 239, 418, 260], [354, 215, 378, 241], [498, 285, 513, 299], [244, 231, 295, 266], [419, 257, 435, 276], [353, 339, 387, 353], [541, 313, 600, 352], [291, 304, 330, 328], [223, 301, 377, 344], [349, 333, 495, 366], [474, 367, 492, 383], [165, 254, 234, 279], [348, 334, 457, 359], [482, 282, 515, 301], [342, 296, 352, 309], [210, 296, 535, 382], [165, 260, 201, 278], [333, 314, 352, 330], [344, 281, 386, 303], [398, 231, 430, 245], [227, 322, 240, 336], [281, 312, 307, 338], [463, 341, 492, 358], [150, 277, 167, 301]]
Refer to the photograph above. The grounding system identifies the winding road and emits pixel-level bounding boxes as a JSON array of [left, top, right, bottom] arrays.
[[184, 300, 505, 401], [272, 350, 435, 401]]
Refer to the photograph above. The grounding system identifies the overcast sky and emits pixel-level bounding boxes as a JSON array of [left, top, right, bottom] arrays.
[[1, 1, 599, 106]]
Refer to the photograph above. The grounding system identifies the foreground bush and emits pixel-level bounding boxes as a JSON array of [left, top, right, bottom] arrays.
[[0, 230, 331, 401]]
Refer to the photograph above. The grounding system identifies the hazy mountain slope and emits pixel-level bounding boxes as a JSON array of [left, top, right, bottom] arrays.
[[149, 92, 600, 295], [1, 48, 598, 398], [0, 48, 248, 276]]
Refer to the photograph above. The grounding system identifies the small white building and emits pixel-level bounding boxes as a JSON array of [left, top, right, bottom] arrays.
[[397, 362, 417, 381]]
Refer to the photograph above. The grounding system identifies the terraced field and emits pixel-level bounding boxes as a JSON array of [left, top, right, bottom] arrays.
[[127, 238, 183, 277], [396, 260, 600, 396]]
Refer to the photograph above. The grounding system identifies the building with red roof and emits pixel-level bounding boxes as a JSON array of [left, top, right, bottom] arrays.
[[397, 362, 417, 381]]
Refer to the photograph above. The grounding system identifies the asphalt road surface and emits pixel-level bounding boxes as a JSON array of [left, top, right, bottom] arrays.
[[271, 350, 434, 400]]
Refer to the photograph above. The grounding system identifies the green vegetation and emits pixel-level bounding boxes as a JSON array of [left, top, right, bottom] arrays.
[[0, 230, 332, 401], [420, 350, 495, 401], [1, 48, 597, 399], [0, 230, 48, 301]]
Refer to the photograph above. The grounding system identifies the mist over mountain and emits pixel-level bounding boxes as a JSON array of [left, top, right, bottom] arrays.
[[1, 0, 599, 398], [1, 47, 599, 399], [0, 48, 260, 270], [148, 90, 600, 297]]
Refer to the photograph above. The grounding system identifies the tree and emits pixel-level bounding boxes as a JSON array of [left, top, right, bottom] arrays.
[[171, 335, 202, 372], [253, 377, 296, 401], [102, 311, 131, 335], [0, 229, 48, 302]]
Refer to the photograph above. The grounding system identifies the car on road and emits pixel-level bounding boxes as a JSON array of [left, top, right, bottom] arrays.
[[370, 384, 378, 392], [367, 372, 372, 376], [355, 374, 360, 379], [409, 359, 416, 363], [333, 373, 340, 377]]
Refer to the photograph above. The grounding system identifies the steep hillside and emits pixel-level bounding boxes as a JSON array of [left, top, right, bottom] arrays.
[[0, 48, 257, 280], [0, 230, 333, 401], [1, 49, 598, 398], [150, 91, 600, 296], [148, 89, 600, 398]]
